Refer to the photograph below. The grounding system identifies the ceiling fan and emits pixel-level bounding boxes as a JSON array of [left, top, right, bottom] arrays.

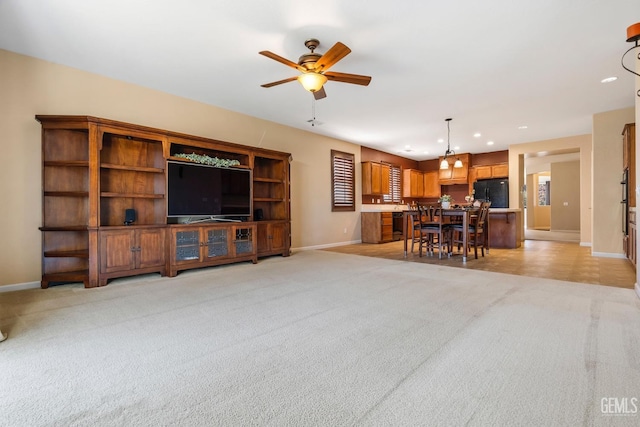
[[259, 38, 372, 100]]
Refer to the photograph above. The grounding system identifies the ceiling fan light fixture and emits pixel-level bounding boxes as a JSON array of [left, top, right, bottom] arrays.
[[297, 72, 327, 92]]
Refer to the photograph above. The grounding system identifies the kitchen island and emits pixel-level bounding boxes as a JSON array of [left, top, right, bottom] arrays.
[[488, 208, 522, 249]]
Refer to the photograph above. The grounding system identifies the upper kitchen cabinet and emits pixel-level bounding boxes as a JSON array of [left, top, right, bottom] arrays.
[[438, 153, 469, 185], [474, 163, 509, 180], [402, 169, 424, 198], [423, 171, 440, 198], [362, 161, 390, 195]]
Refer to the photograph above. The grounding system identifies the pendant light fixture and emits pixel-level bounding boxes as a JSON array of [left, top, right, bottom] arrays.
[[440, 118, 463, 169], [621, 22, 640, 97]]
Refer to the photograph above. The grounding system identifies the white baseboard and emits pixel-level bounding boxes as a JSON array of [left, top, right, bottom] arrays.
[[591, 251, 627, 259], [0, 281, 40, 293], [580, 242, 592, 247], [293, 240, 362, 252], [635, 282, 640, 299]]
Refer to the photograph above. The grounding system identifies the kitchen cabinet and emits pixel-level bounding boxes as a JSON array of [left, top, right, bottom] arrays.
[[438, 153, 469, 185], [361, 212, 393, 243], [475, 163, 508, 179], [402, 169, 424, 198], [487, 210, 522, 249], [623, 124, 636, 207], [362, 161, 390, 195], [423, 171, 441, 198], [628, 209, 636, 267]]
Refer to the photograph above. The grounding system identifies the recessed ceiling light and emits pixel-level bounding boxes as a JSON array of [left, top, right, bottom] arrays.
[[518, 125, 528, 130], [601, 76, 618, 83], [487, 141, 494, 146], [405, 145, 411, 149], [454, 146, 460, 150], [473, 133, 481, 138], [437, 138, 444, 143], [423, 151, 429, 154]]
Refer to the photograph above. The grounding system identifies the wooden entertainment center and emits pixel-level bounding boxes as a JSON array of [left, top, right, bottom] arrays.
[[38, 115, 291, 288]]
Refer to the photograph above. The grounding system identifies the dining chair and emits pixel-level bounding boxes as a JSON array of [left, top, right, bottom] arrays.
[[451, 201, 491, 259], [408, 205, 421, 253], [417, 203, 451, 258]]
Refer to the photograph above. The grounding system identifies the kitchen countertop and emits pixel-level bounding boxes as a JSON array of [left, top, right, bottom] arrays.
[[361, 206, 522, 213], [488, 208, 521, 213], [361, 205, 406, 213]]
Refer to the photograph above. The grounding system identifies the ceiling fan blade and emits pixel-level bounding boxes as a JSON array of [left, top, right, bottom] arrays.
[[313, 42, 351, 72], [324, 71, 372, 86], [259, 51, 305, 72], [261, 76, 298, 88], [313, 86, 327, 100]]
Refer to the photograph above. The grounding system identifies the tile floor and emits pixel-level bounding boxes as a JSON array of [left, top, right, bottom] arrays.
[[323, 239, 636, 289]]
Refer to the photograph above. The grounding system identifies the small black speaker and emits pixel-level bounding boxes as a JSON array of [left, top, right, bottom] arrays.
[[254, 208, 263, 221], [124, 209, 136, 225]]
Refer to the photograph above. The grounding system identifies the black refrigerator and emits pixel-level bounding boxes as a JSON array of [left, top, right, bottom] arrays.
[[473, 178, 509, 208]]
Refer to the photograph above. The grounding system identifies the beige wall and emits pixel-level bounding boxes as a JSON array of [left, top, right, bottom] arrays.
[[509, 134, 592, 245], [592, 107, 635, 255], [550, 161, 580, 231], [0, 49, 363, 287], [533, 206, 551, 229]]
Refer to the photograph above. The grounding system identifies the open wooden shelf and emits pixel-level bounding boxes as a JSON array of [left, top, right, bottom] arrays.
[[44, 250, 89, 258]]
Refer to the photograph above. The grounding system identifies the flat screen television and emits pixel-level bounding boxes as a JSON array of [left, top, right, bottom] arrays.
[[167, 161, 252, 219]]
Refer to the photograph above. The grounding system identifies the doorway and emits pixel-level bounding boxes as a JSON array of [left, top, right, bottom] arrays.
[[523, 152, 581, 242]]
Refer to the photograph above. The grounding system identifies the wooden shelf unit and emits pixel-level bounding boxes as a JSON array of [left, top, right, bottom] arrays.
[[38, 115, 291, 288]]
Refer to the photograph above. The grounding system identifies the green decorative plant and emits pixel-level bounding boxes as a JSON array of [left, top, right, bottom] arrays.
[[174, 152, 240, 167], [439, 194, 453, 203]]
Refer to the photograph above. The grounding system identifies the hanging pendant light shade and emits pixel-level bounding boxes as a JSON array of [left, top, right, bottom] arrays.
[[441, 118, 463, 169]]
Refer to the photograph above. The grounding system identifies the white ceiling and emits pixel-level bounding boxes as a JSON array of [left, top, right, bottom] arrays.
[[1, 0, 638, 161]]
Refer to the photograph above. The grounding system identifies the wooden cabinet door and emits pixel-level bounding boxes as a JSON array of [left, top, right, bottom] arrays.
[[257, 222, 286, 255], [172, 227, 202, 265], [370, 162, 382, 194], [380, 164, 391, 195], [100, 230, 135, 273], [137, 228, 165, 269], [267, 222, 287, 252], [423, 171, 440, 198], [100, 228, 165, 274], [202, 226, 230, 260], [491, 164, 509, 178], [475, 166, 492, 179], [451, 154, 469, 181], [403, 169, 424, 198], [362, 162, 391, 195]]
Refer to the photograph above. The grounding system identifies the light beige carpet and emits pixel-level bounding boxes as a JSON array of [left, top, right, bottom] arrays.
[[1, 250, 639, 426]]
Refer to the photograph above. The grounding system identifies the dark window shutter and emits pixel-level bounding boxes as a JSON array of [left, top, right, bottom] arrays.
[[331, 150, 355, 212]]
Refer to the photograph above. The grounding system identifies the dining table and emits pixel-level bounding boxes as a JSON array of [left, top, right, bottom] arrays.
[[402, 206, 485, 262]]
